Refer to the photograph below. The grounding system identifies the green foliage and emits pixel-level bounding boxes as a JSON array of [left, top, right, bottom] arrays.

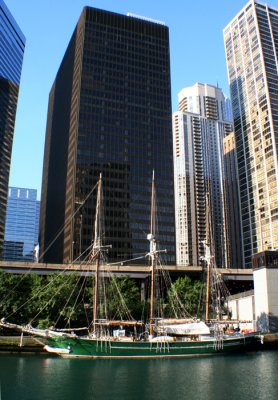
[[0, 271, 205, 328], [0, 271, 93, 328], [167, 276, 204, 318], [0, 271, 144, 328], [33, 273, 93, 328], [101, 276, 143, 321], [36, 318, 52, 329], [0, 270, 35, 324]]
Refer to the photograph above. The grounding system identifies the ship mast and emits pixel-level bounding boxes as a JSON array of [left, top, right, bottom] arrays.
[[92, 173, 103, 333], [90, 173, 111, 334], [93, 253, 100, 333], [205, 260, 211, 322], [205, 193, 212, 322], [149, 171, 156, 337]]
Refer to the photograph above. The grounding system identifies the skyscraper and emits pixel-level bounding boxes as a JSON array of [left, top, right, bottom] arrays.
[[40, 7, 175, 264], [3, 187, 40, 262], [223, 132, 244, 268], [225, 97, 233, 122], [173, 83, 232, 267], [0, 0, 25, 257], [224, 0, 278, 267]]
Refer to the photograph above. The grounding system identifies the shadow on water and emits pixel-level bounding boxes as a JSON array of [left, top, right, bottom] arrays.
[[1, 351, 278, 400]]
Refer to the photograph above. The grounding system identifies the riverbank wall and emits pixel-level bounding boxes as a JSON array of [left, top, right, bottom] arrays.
[[0, 336, 45, 354]]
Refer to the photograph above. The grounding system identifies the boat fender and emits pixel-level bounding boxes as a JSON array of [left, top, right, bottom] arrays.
[[260, 335, 264, 345], [173, 337, 176, 342]]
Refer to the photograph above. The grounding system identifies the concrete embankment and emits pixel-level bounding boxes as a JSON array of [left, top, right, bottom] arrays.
[[259, 333, 278, 349], [0, 336, 45, 354]]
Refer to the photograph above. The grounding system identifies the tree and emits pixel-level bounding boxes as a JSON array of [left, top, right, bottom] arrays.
[[0, 271, 93, 328], [103, 276, 143, 321], [29, 273, 93, 328], [0, 271, 144, 329], [167, 276, 204, 318], [0, 270, 35, 324]]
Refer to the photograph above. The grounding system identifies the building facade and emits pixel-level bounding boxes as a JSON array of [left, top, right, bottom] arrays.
[[0, 0, 25, 257], [223, 132, 244, 268], [224, 0, 278, 267], [3, 187, 40, 262], [173, 83, 232, 267], [225, 97, 233, 122], [40, 7, 175, 264]]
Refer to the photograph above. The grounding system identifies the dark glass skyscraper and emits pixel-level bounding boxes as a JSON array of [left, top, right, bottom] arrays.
[[40, 7, 175, 264], [0, 0, 25, 257]]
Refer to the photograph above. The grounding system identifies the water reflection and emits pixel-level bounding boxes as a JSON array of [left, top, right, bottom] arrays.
[[0, 352, 278, 400]]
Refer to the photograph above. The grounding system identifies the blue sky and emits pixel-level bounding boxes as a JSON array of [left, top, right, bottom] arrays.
[[6, 0, 277, 198]]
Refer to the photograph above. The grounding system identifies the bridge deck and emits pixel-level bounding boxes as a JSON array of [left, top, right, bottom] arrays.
[[0, 261, 253, 280]]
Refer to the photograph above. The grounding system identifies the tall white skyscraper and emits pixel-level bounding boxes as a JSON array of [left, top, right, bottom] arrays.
[[173, 83, 232, 267], [224, 0, 278, 267]]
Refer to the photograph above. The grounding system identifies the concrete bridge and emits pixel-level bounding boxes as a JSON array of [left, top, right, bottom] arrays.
[[0, 261, 253, 282]]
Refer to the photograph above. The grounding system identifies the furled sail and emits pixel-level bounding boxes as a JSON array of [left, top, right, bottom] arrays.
[[157, 321, 210, 335]]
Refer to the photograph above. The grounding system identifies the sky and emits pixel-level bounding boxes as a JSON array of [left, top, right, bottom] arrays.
[[5, 0, 278, 198]]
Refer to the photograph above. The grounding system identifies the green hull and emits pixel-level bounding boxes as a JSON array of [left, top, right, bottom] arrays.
[[43, 335, 258, 359]]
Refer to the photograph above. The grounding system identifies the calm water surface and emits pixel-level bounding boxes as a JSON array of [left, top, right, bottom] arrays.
[[0, 351, 278, 400]]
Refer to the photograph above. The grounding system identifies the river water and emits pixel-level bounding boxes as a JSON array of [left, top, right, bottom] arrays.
[[0, 351, 278, 400]]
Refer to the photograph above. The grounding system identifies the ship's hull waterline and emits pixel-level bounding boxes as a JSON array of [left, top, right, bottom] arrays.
[[42, 334, 257, 359]]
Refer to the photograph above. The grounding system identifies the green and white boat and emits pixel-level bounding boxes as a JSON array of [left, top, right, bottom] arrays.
[[0, 173, 258, 358], [41, 332, 256, 359], [0, 318, 257, 359]]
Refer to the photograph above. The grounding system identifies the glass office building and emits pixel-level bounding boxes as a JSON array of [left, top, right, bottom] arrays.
[[224, 0, 278, 267], [3, 187, 40, 262], [40, 7, 175, 264], [0, 0, 25, 257]]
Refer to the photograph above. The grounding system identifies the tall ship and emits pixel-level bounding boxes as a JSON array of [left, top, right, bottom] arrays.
[[0, 173, 257, 358]]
